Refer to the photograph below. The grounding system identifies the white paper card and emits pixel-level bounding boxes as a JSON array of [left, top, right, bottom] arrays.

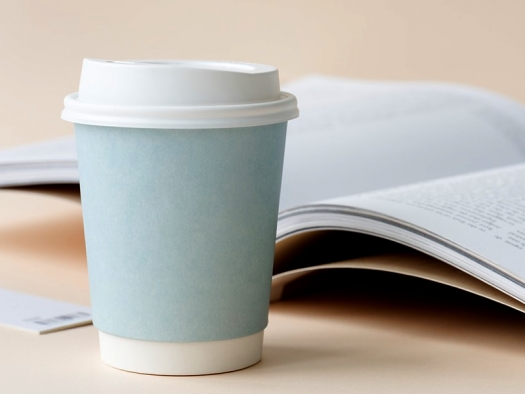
[[0, 288, 92, 334]]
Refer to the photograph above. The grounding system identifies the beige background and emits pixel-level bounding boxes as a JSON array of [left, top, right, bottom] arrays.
[[3, 1, 525, 392], [2, 0, 525, 148]]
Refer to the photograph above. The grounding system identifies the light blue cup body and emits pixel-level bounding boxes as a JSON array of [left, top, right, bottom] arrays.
[[75, 122, 287, 343]]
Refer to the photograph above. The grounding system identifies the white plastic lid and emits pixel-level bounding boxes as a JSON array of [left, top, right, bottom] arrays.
[[61, 59, 298, 129]]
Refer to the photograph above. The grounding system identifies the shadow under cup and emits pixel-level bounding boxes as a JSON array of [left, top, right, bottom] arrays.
[[75, 121, 287, 375]]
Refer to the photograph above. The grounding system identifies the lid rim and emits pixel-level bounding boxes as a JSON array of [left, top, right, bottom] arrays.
[[62, 91, 299, 129]]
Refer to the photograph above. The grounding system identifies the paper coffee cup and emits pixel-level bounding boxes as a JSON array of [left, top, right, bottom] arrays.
[[62, 59, 298, 375]]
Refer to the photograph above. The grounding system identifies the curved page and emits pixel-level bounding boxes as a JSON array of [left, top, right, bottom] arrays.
[[278, 164, 525, 305], [270, 252, 525, 314]]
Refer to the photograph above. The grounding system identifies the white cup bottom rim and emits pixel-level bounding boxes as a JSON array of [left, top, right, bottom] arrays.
[[98, 330, 264, 375]]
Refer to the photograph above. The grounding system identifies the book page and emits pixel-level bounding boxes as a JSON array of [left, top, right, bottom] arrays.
[[0, 136, 76, 165], [3, 76, 525, 206], [328, 163, 525, 280], [0, 136, 78, 187], [270, 251, 525, 314], [280, 76, 525, 210]]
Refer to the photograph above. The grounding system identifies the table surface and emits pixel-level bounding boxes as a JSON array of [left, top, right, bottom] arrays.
[[4, 1, 525, 392], [2, 190, 525, 393]]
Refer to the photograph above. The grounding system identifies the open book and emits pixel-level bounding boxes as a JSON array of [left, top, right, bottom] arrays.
[[2, 76, 525, 312]]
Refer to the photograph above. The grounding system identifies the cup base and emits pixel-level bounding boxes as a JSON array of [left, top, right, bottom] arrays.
[[98, 330, 264, 375]]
